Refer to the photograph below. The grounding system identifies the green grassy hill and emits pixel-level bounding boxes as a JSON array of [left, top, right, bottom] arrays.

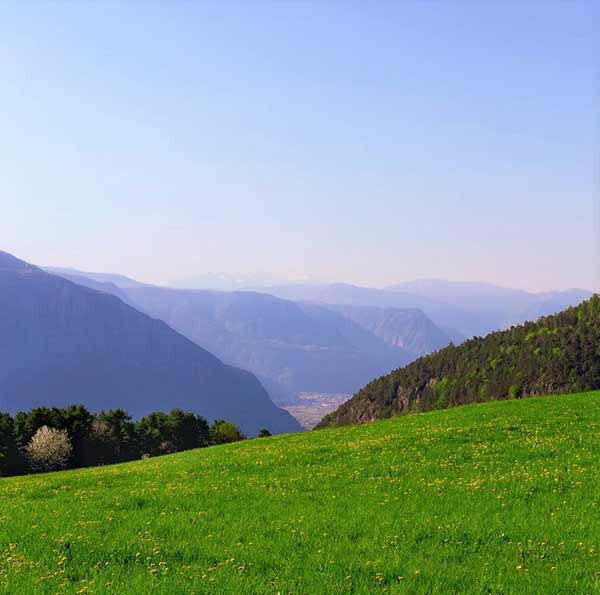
[[2, 391, 600, 594]]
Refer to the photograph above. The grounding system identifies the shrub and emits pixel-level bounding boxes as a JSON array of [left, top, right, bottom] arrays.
[[508, 385, 521, 400], [258, 428, 272, 438], [25, 426, 73, 472], [210, 420, 245, 445]]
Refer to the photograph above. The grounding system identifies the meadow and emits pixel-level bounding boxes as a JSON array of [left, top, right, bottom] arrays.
[[2, 392, 600, 594]]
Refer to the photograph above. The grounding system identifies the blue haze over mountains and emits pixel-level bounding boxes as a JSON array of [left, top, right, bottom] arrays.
[[264, 282, 592, 339], [386, 280, 593, 335], [47, 270, 416, 405], [47, 265, 593, 407]]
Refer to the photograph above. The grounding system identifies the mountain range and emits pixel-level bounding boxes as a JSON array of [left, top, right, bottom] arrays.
[[262, 281, 592, 339], [1, 252, 300, 435], [386, 279, 592, 336], [46, 276, 419, 404], [47, 268, 594, 410]]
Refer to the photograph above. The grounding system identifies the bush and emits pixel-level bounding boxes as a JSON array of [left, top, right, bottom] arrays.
[[26, 426, 73, 472], [210, 420, 245, 445], [508, 384, 521, 400], [258, 428, 272, 438]]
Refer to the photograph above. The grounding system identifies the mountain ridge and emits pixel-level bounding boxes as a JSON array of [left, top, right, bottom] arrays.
[[1, 252, 300, 435], [321, 303, 456, 355], [119, 285, 413, 404]]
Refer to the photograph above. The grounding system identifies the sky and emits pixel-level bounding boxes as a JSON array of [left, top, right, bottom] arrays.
[[1, 1, 599, 292]]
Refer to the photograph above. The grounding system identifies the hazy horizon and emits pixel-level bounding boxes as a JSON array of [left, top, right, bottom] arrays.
[[38, 260, 598, 295], [2, 1, 599, 292]]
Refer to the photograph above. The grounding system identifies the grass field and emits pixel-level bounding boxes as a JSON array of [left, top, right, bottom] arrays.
[[2, 392, 600, 594]]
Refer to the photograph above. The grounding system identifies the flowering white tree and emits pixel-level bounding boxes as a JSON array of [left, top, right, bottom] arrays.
[[25, 426, 72, 472]]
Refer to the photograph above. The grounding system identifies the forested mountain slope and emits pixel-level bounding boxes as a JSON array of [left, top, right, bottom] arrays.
[[318, 295, 600, 427]]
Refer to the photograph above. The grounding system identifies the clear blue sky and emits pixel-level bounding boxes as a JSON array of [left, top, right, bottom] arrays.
[[2, 1, 598, 291]]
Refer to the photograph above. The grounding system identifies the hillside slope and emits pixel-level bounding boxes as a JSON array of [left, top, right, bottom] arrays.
[[319, 295, 600, 428], [2, 392, 600, 594], [0, 252, 300, 435]]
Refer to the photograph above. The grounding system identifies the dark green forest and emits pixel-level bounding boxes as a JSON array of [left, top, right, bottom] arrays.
[[318, 295, 600, 428], [0, 406, 249, 477]]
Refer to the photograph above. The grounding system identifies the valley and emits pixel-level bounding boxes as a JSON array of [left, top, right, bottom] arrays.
[[282, 393, 350, 429]]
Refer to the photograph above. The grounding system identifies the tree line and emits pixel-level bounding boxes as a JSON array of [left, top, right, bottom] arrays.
[[0, 405, 271, 476]]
